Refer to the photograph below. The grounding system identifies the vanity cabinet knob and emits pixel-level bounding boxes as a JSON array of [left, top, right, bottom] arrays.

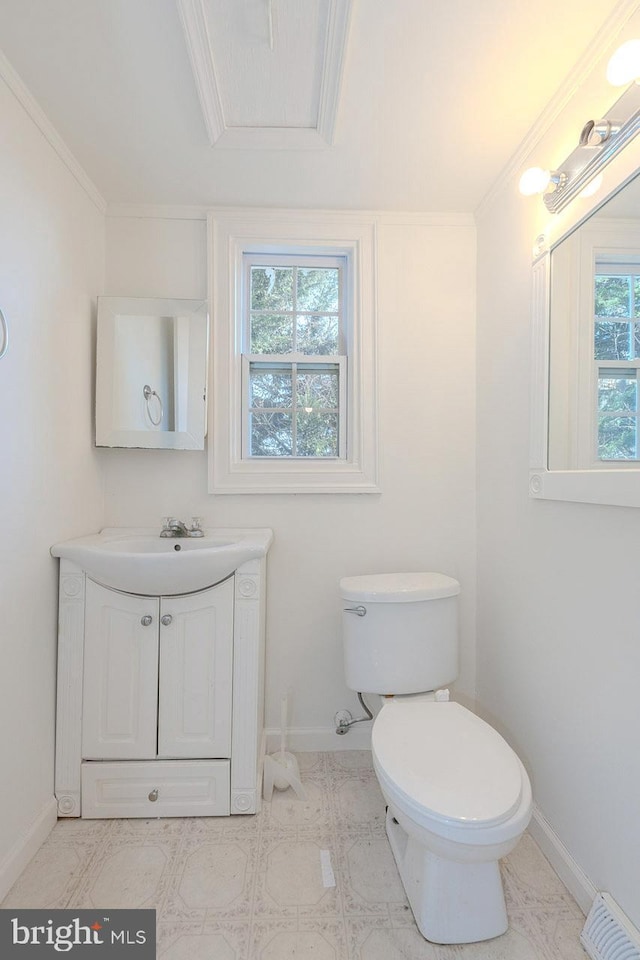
[[140, 615, 153, 626], [161, 614, 173, 626], [148, 788, 158, 802]]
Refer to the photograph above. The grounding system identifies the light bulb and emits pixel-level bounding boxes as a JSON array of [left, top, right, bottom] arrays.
[[519, 167, 551, 196], [579, 174, 604, 199], [606, 39, 640, 86]]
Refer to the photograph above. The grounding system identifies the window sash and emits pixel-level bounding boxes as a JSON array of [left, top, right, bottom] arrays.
[[243, 253, 345, 356], [594, 362, 640, 460], [241, 355, 346, 459]]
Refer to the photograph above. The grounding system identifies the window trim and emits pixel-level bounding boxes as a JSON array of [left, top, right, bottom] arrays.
[[208, 209, 379, 494], [574, 238, 640, 469]]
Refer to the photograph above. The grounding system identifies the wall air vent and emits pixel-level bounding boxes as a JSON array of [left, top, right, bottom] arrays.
[[581, 893, 640, 960]]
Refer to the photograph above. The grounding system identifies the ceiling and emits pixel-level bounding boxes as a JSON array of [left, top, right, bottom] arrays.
[[0, 0, 625, 211]]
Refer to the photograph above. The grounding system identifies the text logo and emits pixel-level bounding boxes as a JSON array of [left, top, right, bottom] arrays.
[[0, 910, 155, 957]]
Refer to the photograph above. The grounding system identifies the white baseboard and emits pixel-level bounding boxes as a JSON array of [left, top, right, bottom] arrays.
[[529, 803, 597, 916], [265, 724, 372, 753], [0, 797, 58, 902]]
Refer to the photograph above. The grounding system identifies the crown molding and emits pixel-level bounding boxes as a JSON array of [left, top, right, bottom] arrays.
[[474, 0, 640, 221], [107, 203, 209, 220], [0, 49, 107, 214], [378, 211, 475, 227], [177, 0, 352, 150], [106, 203, 474, 226]]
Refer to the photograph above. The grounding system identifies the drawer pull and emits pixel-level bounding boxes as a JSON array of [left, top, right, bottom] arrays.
[[140, 615, 153, 626], [148, 788, 159, 802], [161, 614, 173, 626]]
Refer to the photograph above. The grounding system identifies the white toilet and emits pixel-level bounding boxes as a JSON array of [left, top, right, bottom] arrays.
[[340, 572, 532, 945]]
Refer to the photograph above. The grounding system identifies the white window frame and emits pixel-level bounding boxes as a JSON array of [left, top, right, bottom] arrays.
[[591, 260, 640, 464], [241, 252, 347, 460], [573, 224, 640, 469], [208, 209, 379, 494]]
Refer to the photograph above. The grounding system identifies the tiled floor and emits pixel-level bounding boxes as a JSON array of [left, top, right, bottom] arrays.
[[3, 751, 589, 959]]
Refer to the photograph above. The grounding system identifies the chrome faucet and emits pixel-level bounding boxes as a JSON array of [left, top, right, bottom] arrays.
[[160, 517, 204, 538], [160, 518, 189, 537]]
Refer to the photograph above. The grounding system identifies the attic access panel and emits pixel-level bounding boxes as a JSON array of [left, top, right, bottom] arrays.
[[178, 0, 352, 149]]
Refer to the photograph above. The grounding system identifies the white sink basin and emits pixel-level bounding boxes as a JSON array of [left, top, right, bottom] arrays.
[[51, 527, 273, 595], [99, 536, 235, 554]]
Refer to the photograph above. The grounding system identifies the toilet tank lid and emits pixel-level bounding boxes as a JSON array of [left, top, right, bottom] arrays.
[[340, 572, 460, 602]]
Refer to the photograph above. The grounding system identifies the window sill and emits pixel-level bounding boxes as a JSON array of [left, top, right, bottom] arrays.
[[211, 459, 380, 495]]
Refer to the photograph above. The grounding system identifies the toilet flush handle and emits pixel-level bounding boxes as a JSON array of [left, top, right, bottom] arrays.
[[344, 605, 367, 617]]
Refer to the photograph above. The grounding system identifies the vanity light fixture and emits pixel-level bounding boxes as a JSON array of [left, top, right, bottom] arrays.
[[518, 167, 567, 196], [578, 172, 604, 198], [606, 38, 640, 86], [519, 40, 640, 213]]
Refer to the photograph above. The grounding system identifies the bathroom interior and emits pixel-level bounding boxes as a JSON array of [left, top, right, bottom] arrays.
[[1, 0, 640, 957]]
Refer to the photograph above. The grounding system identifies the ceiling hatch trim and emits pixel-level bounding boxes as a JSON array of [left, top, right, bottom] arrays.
[[177, 0, 353, 150]]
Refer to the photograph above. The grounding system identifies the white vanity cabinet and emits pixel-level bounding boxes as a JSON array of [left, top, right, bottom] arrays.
[[54, 550, 268, 820], [82, 579, 233, 762]]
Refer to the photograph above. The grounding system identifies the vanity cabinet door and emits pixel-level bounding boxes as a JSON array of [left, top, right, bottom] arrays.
[[158, 578, 234, 759], [82, 581, 159, 760]]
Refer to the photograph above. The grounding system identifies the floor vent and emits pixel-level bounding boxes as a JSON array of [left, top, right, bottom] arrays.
[[581, 893, 640, 960]]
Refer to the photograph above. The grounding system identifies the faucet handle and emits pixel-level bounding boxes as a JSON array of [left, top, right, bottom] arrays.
[[160, 517, 174, 537], [188, 517, 204, 537]]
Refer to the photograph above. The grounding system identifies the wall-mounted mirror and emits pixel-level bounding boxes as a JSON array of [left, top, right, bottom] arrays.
[[530, 132, 640, 508], [549, 175, 640, 470], [96, 297, 208, 449]]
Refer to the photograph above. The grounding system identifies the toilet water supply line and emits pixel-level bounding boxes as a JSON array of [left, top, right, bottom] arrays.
[[335, 692, 373, 735]]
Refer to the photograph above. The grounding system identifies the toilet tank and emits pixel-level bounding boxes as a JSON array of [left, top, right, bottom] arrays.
[[340, 572, 460, 695]]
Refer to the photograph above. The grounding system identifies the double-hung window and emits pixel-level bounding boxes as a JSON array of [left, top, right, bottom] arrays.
[[243, 254, 346, 460], [594, 263, 640, 460], [209, 210, 378, 494]]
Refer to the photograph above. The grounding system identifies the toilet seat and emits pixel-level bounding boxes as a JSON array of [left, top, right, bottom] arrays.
[[372, 701, 531, 844]]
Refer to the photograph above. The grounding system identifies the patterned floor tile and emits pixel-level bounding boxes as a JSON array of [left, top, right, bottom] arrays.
[[1, 843, 89, 909], [346, 916, 442, 960], [254, 837, 342, 919], [2, 750, 590, 960], [501, 833, 578, 911], [251, 918, 346, 960]]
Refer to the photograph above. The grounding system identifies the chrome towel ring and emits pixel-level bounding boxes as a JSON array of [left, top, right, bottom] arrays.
[[0, 308, 8, 359], [143, 384, 163, 426]]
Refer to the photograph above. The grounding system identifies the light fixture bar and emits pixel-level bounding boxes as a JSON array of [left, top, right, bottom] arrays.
[[543, 81, 640, 213]]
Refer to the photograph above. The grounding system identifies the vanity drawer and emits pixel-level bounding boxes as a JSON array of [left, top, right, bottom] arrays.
[[81, 760, 230, 818]]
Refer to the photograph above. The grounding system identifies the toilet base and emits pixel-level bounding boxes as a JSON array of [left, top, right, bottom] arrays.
[[386, 807, 508, 945]]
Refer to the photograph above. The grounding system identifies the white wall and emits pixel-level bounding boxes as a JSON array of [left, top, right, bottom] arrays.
[[0, 78, 104, 891], [476, 46, 640, 929], [103, 211, 477, 742]]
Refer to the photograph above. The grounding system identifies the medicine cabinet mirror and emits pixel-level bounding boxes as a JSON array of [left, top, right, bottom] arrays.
[[96, 297, 208, 449], [530, 135, 640, 507]]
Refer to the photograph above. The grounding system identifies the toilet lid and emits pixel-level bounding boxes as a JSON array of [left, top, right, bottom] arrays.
[[372, 701, 524, 827], [340, 572, 460, 602]]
